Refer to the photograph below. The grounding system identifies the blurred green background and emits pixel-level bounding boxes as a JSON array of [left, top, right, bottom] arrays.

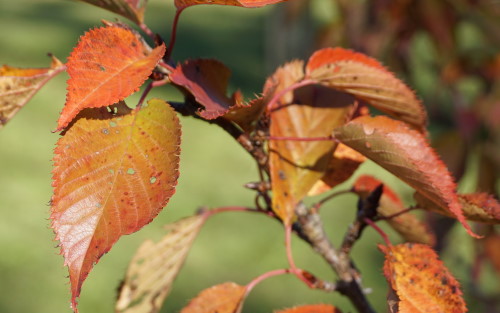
[[0, 0, 498, 313]]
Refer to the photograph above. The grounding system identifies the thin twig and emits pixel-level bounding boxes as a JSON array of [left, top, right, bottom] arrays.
[[165, 8, 184, 62], [295, 203, 376, 313]]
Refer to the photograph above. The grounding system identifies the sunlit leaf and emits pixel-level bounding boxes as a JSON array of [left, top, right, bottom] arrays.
[[267, 61, 355, 224], [116, 214, 207, 313], [175, 0, 287, 10], [0, 55, 65, 128], [180, 282, 247, 313], [275, 304, 343, 313], [308, 144, 365, 196], [57, 26, 165, 130], [169, 59, 242, 120], [334, 115, 478, 237], [415, 192, 500, 224], [380, 243, 467, 313], [306, 48, 427, 132], [353, 175, 435, 245], [223, 96, 266, 132], [51, 99, 181, 311], [76, 0, 148, 24]]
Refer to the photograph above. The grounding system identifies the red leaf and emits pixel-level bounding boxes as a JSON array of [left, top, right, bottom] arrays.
[[223, 96, 266, 132], [116, 215, 207, 313], [51, 99, 181, 311], [0, 55, 65, 128], [170, 59, 242, 120], [266, 61, 356, 224], [175, 0, 287, 10], [333, 115, 478, 237], [57, 26, 165, 131], [306, 48, 427, 132], [381, 243, 467, 313], [76, 0, 148, 24], [275, 304, 343, 313], [180, 282, 247, 313], [353, 175, 435, 245]]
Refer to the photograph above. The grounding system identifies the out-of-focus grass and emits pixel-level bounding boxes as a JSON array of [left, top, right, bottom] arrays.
[[0, 1, 469, 313]]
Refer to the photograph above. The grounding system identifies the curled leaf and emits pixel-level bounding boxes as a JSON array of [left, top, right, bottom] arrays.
[[51, 98, 181, 311], [169, 59, 242, 120], [175, 0, 287, 10], [223, 96, 266, 132], [381, 243, 467, 313], [76, 0, 148, 24], [275, 304, 343, 313], [306, 48, 427, 132], [353, 175, 435, 245], [180, 282, 247, 313], [116, 215, 207, 313], [267, 61, 355, 224], [334, 115, 478, 237], [0, 55, 65, 128], [308, 144, 365, 196], [415, 192, 500, 224], [57, 26, 165, 130]]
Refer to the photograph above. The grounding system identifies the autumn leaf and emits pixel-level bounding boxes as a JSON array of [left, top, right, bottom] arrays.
[[51, 98, 181, 311], [223, 96, 267, 132], [267, 61, 356, 224], [415, 192, 500, 224], [169, 59, 242, 120], [306, 48, 427, 132], [116, 215, 207, 313], [180, 282, 247, 313], [175, 0, 287, 10], [308, 144, 365, 196], [333, 115, 478, 237], [76, 0, 147, 24], [0, 55, 65, 128], [380, 243, 467, 313], [275, 304, 343, 313], [353, 175, 435, 245], [57, 26, 165, 131]]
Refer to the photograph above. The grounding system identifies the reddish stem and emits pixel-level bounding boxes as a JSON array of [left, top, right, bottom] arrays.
[[312, 189, 353, 212], [245, 269, 290, 293], [285, 224, 315, 288], [165, 8, 185, 62], [267, 136, 339, 142], [137, 81, 153, 108], [267, 79, 316, 111], [139, 23, 155, 40], [363, 218, 392, 247]]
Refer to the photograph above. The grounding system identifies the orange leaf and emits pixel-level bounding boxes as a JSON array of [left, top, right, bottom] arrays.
[[380, 243, 467, 313], [353, 175, 435, 245], [169, 59, 242, 120], [275, 304, 343, 313], [415, 192, 500, 224], [51, 98, 180, 311], [306, 48, 427, 132], [116, 215, 207, 313], [57, 26, 165, 130], [175, 0, 287, 9], [267, 61, 356, 224], [0, 55, 65, 128], [308, 144, 365, 196], [180, 282, 247, 313], [333, 115, 478, 237], [76, 0, 147, 24], [223, 96, 267, 132]]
